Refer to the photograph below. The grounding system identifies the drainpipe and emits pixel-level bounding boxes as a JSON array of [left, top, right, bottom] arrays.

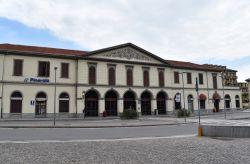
[[206, 71, 210, 110], [75, 57, 78, 117], [1, 51, 7, 119]]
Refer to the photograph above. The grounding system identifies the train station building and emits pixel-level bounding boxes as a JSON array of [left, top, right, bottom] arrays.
[[0, 43, 241, 118]]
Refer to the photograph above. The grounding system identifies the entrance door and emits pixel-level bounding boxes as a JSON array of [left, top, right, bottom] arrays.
[[123, 91, 136, 110], [105, 91, 117, 116], [141, 91, 151, 115], [35, 92, 47, 117], [59, 93, 69, 113], [225, 95, 231, 108], [214, 99, 220, 112], [174, 93, 181, 109], [235, 95, 240, 108], [157, 92, 166, 115], [10, 92, 22, 113], [200, 100, 206, 109], [187, 95, 194, 113], [85, 90, 98, 117]]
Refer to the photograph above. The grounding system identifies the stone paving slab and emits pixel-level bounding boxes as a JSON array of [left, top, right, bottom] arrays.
[[1, 136, 250, 164]]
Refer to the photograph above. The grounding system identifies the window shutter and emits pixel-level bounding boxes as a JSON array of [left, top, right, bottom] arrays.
[[127, 69, 133, 86], [159, 71, 164, 87], [143, 70, 149, 87]]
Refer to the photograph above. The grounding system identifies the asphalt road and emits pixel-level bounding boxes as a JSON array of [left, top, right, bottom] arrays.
[[0, 124, 197, 141]]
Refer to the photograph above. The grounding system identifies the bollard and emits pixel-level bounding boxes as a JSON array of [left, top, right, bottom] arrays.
[[198, 126, 202, 137]]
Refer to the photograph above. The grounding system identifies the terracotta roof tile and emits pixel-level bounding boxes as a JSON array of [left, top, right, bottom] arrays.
[[0, 43, 86, 57], [166, 60, 221, 72]]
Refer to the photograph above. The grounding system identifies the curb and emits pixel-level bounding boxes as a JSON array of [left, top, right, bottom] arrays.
[[0, 122, 196, 129]]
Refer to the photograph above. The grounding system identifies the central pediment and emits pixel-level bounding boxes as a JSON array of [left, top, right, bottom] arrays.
[[86, 43, 167, 64]]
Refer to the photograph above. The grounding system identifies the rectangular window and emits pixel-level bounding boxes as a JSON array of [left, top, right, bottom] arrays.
[[143, 70, 150, 87], [187, 73, 192, 84], [38, 61, 50, 77], [199, 73, 204, 85], [158, 70, 165, 87], [108, 67, 116, 86], [13, 59, 23, 76], [174, 72, 179, 83], [126, 68, 133, 86], [61, 63, 69, 78], [212, 74, 217, 89]]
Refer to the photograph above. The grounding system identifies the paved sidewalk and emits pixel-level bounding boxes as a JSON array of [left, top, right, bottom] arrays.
[[0, 117, 193, 128], [1, 110, 250, 128]]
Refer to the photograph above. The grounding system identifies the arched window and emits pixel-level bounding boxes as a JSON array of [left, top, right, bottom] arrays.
[[143, 70, 149, 87], [127, 69, 133, 86], [158, 70, 164, 87], [89, 66, 96, 85], [108, 67, 115, 85]]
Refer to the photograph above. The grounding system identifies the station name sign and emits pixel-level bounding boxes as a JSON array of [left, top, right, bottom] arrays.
[[24, 77, 49, 83]]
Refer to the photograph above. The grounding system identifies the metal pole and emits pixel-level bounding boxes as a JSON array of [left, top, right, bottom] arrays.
[[54, 67, 57, 126], [1, 53, 6, 119], [181, 73, 186, 122], [222, 73, 226, 119], [196, 77, 200, 126]]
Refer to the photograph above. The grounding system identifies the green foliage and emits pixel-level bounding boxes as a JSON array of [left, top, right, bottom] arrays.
[[177, 109, 190, 117], [120, 108, 139, 119]]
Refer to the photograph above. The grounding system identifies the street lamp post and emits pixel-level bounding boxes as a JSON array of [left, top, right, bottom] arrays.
[[54, 67, 58, 126]]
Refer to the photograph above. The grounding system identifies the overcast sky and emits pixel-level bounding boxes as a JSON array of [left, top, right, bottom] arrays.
[[0, 0, 250, 81]]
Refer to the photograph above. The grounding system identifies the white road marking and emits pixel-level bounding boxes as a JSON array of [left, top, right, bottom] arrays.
[[0, 134, 196, 144]]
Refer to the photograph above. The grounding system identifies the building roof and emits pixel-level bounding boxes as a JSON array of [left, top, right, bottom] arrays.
[[85, 42, 170, 65], [203, 64, 237, 72], [0, 43, 86, 57], [166, 60, 221, 72], [246, 78, 250, 82], [0, 43, 232, 72]]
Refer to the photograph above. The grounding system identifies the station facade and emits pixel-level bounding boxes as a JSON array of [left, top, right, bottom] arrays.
[[0, 43, 241, 117]]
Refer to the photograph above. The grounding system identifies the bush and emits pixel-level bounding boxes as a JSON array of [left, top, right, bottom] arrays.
[[177, 109, 190, 117], [120, 108, 139, 119]]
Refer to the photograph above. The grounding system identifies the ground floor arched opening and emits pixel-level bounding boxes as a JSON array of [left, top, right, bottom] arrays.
[[59, 92, 70, 113], [187, 95, 194, 113], [105, 90, 118, 116], [10, 91, 22, 114], [199, 94, 207, 110], [235, 95, 240, 108], [141, 91, 152, 115], [225, 94, 231, 108], [35, 92, 47, 116], [85, 90, 99, 117], [123, 91, 136, 111], [157, 91, 167, 115], [174, 93, 181, 110], [213, 91, 221, 112]]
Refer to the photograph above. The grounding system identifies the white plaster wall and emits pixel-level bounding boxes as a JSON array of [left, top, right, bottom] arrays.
[[2, 84, 76, 114], [3, 55, 76, 83]]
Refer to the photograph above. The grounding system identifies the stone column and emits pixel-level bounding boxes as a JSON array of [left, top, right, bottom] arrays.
[[137, 99, 141, 116], [117, 98, 123, 114], [99, 98, 105, 117], [151, 98, 157, 115]]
